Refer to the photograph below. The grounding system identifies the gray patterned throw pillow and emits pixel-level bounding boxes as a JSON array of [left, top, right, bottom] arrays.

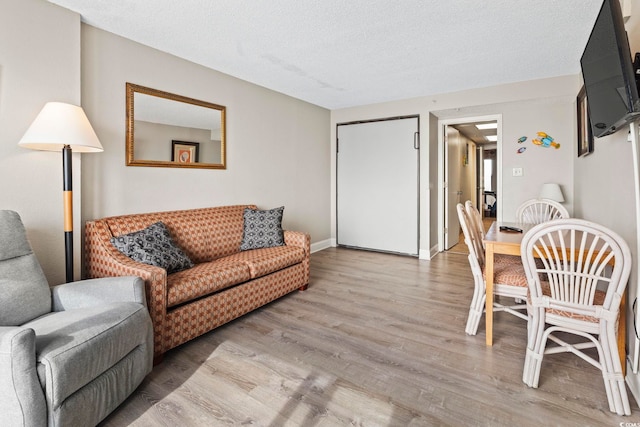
[[240, 206, 285, 251], [110, 221, 194, 273]]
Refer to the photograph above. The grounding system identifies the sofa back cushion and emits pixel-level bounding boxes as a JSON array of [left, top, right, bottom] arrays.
[[102, 205, 256, 263], [0, 210, 52, 325]]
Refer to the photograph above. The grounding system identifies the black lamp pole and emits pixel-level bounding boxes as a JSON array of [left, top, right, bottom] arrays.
[[62, 144, 74, 283]]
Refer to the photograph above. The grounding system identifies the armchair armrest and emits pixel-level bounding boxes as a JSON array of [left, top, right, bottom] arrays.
[[51, 276, 147, 311], [0, 327, 46, 427]]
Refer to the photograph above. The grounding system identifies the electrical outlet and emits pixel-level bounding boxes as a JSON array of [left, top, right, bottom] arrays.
[[512, 167, 523, 177]]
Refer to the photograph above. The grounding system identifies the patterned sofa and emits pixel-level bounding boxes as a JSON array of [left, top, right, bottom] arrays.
[[85, 205, 310, 362]]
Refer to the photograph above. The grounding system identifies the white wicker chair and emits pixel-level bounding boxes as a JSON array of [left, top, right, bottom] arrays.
[[465, 200, 486, 244], [516, 198, 569, 225], [520, 218, 631, 416], [457, 203, 528, 335]]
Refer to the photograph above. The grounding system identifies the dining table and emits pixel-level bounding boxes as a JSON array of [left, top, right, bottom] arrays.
[[483, 221, 626, 374]]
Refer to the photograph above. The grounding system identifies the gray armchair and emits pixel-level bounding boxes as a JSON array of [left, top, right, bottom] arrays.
[[0, 210, 153, 426]]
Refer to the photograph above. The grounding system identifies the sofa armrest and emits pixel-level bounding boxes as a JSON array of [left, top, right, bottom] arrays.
[[284, 230, 311, 287], [85, 220, 169, 357], [85, 220, 165, 279], [51, 276, 147, 311], [0, 327, 46, 427], [284, 230, 311, 256]]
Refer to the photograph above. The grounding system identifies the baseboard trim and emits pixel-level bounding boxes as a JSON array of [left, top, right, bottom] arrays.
[[419, 245, 439, 260], [419, 248, 432, 260], [311, 239, 333, 253]]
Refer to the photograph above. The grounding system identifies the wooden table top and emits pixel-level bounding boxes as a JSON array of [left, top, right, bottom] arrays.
[[484, 222, 533, 249]]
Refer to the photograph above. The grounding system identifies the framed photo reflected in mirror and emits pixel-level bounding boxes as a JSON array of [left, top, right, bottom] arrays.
[[171, 140, 200, 163]]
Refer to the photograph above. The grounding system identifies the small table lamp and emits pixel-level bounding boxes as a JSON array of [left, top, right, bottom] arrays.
[[19, 102, 103, 282], [539, 182, 565, 203]]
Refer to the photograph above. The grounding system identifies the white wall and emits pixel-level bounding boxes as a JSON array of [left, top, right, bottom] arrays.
[[0, 0, 81, 285], [331, 75, 580, 258], [80, 25, 331, 257]]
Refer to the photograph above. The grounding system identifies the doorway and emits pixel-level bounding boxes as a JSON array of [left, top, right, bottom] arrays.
[[438, 115, 501, 253]]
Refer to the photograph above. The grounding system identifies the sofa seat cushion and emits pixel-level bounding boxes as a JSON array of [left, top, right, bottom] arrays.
[[166, 259, 251, 307], [223, 245, 306, 279], [24, 302, 150, 410]]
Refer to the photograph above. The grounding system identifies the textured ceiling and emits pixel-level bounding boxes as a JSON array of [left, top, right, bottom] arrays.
[[47, 0, 604, 109]]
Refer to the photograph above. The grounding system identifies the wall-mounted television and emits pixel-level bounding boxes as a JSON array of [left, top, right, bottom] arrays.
[[580, 0, 640, 138]]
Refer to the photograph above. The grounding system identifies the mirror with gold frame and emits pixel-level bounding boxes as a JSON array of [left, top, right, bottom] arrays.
[[126, 83, 226, 169]]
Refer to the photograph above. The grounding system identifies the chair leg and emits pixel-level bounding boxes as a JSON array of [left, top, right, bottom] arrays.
[[599, 324, 631, 416], [465, 279, 485, 335], [465, 306, 483, 335], [523, 309, 546, 388]]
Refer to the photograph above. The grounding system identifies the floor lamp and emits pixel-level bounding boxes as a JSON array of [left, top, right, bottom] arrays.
[[18, 102, 103, 283]]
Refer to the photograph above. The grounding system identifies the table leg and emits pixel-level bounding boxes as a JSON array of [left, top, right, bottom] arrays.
[[485, 245, 494, 346]]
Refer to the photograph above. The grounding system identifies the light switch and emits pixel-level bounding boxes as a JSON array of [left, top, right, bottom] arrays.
[[513, 167, 523, 177]]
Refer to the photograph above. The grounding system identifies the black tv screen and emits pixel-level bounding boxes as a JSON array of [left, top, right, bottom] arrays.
[[580, 0, 640, 138]]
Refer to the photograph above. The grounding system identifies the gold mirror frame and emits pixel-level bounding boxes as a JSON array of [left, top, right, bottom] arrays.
[[126, 83, 226, 169]]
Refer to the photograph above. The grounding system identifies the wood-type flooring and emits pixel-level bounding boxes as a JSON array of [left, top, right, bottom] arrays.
[[100, 247, 638, 426]]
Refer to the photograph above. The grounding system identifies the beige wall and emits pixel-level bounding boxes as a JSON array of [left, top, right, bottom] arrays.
[[0, 0, 81, 285], [80, 25, 331, 255]]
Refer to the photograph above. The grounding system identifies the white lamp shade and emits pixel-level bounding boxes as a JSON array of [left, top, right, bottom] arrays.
[[539, 183, 565, 202], [18, 102, 103, 153]]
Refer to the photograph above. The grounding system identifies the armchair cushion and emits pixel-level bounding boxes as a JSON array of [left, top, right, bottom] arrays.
[[0, 210, 32, 261], [0, 211, 50, 326]]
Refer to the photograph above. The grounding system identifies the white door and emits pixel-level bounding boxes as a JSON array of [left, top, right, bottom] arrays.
[[337, 116, 419, 255], [444, 126, 462, 250]]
